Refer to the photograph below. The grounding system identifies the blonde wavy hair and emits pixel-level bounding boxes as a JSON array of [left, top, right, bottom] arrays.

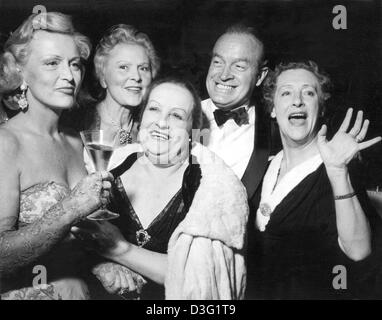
[[94, 24, 160, 84], [0, 12, 91, 100]]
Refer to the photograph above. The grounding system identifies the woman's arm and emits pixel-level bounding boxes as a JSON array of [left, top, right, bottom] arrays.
[[109, 244, 167, 285], [317, 109, 381, 261], [0, 131, 113, 277], [72, 221, 167, 285], [326, 168, 371, 261]]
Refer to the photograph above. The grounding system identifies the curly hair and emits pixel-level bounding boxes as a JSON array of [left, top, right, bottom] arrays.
[[0, 12, 91, 94], [138, 77, 203, 134], [262, 60, 332, 114], [94, 24, 160, 85]]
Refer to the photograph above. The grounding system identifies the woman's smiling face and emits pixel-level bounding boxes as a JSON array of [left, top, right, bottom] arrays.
[[139, 82, 194, 165], [102, 43, 152, 107], [272, 68, 321, 147]]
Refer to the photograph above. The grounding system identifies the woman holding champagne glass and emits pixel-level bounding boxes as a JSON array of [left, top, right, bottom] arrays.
[[0, 12, 113, 299], [73, 77, 249, 300]]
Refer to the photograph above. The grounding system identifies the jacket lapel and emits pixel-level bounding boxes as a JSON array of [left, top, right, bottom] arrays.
[[241, 103, 271, 200]]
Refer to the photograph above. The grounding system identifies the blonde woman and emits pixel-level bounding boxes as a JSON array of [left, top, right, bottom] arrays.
[[83, 24, 160, 145], [0, 12, 113, 300]]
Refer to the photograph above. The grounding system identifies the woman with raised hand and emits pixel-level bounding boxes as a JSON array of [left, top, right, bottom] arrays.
[[0, 12, 113, 300], [72, 77, 248, 300], [246, 61, 381, 299]]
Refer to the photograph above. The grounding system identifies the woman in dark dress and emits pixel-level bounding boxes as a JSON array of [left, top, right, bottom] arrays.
[[73, 78, 249, 300], [246, 61, 382, 299]]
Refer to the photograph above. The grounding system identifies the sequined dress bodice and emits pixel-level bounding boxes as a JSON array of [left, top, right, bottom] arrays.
[[1, 182, 89, 300]]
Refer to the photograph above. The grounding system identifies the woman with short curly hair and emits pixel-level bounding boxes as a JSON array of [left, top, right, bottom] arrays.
[[83, 24, 160, 148], [246, 60, 381, 299]]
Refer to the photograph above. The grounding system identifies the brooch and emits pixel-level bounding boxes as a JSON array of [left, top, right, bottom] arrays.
[[136, 229, 151, 247], [118, 129, 132, 145], [259, 203, 272, 217]]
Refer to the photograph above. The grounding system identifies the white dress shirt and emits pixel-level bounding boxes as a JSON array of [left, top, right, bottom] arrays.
[[201, 98, 255, 179]]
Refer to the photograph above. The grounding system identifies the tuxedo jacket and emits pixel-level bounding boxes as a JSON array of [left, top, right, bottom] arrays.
[[241, 102, 271, 202], [201, 98, 271, 202]]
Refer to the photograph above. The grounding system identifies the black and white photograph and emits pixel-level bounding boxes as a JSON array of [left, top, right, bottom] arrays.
[[0, 0, 382, 307]]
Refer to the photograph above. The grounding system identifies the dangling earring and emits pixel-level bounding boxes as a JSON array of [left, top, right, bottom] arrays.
[[270, 109, 276, 119], [18, 82, 28, 110]]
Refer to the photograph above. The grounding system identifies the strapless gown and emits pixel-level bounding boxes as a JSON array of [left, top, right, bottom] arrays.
[[1, 181, 90, 300]]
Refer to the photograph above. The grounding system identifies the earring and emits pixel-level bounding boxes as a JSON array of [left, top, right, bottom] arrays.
[[18, 82, 28, 110], [270, 109, 276, 119]]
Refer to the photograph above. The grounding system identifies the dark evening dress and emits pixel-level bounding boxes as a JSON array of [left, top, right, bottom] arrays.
[[108, 153, 201, 300], [246, 154, 382, 300]]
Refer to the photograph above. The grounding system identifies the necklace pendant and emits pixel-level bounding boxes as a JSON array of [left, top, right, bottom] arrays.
[[118, 129, 132, 145], [259, 203, 272, 217]]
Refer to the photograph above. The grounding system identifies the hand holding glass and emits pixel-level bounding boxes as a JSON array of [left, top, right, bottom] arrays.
[[80, 130, 119, 220]]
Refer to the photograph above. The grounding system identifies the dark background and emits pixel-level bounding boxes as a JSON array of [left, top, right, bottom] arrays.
[[1, 0, 381, 187]]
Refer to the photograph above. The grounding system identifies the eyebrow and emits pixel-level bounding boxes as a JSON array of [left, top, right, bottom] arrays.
[[148, 99, 189, 113], [278, 84, 317, 89], [116, 61, 132, 64], [212, 53, 251, 64], [116, 60, 149, 64], [40, 54, 81, 61]]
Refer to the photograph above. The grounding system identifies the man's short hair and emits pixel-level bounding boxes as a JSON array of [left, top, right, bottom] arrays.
[[222, 23, 265, 68]]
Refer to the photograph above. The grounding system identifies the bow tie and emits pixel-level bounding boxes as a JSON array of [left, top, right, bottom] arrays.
[[213, 107, 249, 127]]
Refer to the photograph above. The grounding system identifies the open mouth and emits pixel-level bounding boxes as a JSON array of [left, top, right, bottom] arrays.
[[151, 130, 170, 141], [288, 112, 307, 120], [215, 82, 235, 92], [125, 86, 142, 93]]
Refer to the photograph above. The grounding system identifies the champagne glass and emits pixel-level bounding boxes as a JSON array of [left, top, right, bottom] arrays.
[[80, 129, 119, 220]]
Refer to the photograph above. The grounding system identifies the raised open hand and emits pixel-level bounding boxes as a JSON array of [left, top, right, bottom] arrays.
[[317, 108, 381, 173]]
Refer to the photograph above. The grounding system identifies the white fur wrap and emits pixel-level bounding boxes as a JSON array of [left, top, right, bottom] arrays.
[[165, 143, 248, 300]]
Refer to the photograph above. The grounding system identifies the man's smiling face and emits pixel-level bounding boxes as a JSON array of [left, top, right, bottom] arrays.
[[206, 33, 261, 110]]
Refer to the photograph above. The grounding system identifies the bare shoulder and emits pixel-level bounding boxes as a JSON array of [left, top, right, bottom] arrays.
[[0, 126, 21, 160], [0, 127, 21, 233]]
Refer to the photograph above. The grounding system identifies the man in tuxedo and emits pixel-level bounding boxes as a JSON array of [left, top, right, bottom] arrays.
[[201, 24, 271, 200]]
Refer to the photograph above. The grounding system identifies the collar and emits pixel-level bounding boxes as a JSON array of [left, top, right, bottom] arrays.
[[256, 150, 323, 231]]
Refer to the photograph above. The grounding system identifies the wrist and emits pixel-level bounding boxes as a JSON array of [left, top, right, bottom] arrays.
[[325, 165, 349, 179], [327, 169, 355, 196], [334, 191, 356, 200], [106, 240, 131, 262], [61, 197, 82, 225]]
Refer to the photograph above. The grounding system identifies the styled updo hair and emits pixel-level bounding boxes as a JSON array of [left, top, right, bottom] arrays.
[[138, 77, 203, 133], [94, 24, 160, 86], [0, 12, 91, 95], [262, 60, 332, 114]]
